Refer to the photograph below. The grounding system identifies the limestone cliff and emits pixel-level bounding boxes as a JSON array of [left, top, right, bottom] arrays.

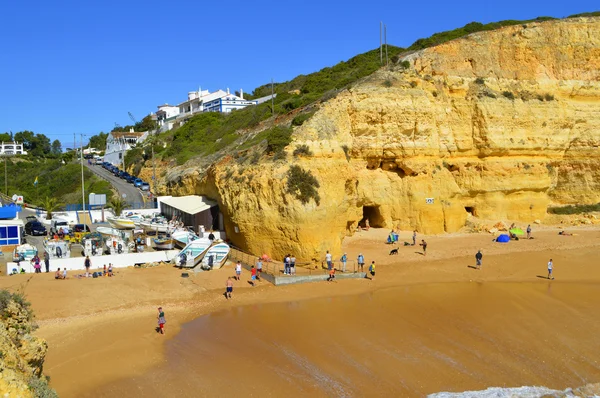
[[0, 292, 55, 397], [162, 17, 600, 260]]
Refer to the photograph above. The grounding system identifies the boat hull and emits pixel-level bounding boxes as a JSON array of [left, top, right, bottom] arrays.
[[107, 217, 136, 230]]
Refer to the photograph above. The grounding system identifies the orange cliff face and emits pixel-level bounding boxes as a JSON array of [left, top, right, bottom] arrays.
[[157, 17, 600, 261]]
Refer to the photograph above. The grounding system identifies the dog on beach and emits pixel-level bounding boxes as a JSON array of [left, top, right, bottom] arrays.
[[389, 247, 399, 255]]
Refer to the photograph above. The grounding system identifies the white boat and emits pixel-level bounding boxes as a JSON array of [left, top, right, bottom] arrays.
[[199, 242, 230, 270], [43, 239, 71, 259], [107, 216, 136, 230], [140, 220, 173, 233], [105, 236, 131, 254], [171, 229, 198, 249], [152, 236, 175, 250], [97, 226, 127, 238], [13, 244, 38, 262], [82, 233, 104, 257], [172, 239, 212, 268]]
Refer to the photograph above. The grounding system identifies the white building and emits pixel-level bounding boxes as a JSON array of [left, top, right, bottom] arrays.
[[156, 87, 259, 132], [104, 128, 149, 167], [0, 142, 27, 155]]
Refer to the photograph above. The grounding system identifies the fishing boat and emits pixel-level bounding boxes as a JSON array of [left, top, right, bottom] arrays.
[[105, 236, 131, 254], [171, 229, 198, 249], [152, 235, 175, 250], [107, 216, 136, 230], [199, 242, 230, 270], [140, 218, 173, 233], [13, 244, 38, 262], [96, 226, 127, 238], [172, 238, 212, 268], [81, 232, 104, 257], [43, 239, 71, 259]]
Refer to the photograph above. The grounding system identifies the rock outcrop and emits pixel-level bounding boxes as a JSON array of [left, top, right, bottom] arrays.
[[0, 292, 54, 397], [163, 17, 600, 260]]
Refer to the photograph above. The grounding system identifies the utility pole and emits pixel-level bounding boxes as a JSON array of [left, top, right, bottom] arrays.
[[380, 22, 383, 65], [385, 24, 388, 66], [152, 144, 157, 196], [80, 134, 86, 213], [271, 78, 275, 116], [4, 156, 7, 196]]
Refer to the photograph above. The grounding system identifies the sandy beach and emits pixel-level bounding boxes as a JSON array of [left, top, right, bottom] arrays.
[[2, 226, 600, 396]]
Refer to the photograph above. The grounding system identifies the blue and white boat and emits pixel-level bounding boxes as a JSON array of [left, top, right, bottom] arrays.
[[173, 238, 212, 268], [199, 242, 230, 270], [13, 244, 38, 262], [171, 229, 198, 249]]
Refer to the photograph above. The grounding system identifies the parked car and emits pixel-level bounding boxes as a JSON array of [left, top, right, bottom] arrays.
[[140, 182, 150, 191], [125, 175, 136, 183], [25, 221, 47, 236], [73, 224, 91, 233], [133, 178, 143, 187], [26, 215, 38, 222], [121, 172, 131, 180]]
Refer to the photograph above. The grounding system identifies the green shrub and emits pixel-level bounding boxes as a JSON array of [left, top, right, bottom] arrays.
[[544, 93, 555, 101], [293, 145, 313, 157], [291, 112, 315, 126], [475, 77, 485, 84], [502, 91, 515, 100], [286, 165, 320, 205], [410, 81, 418, 88], [28, 377, 58, 398], [382, 79, 393, 88], [548, 203, 600, 215], [400, 60, 410, 69], [265, 126, 292, 154], [273, 150, 287, 161]]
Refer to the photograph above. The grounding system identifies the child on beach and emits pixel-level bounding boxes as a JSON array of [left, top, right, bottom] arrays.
[[157, 307, 166, 335], [250, 266, 257, 286], [226, 277, 234, 299], [55, 268, 62, 279], [107, 263, 113, 277], [368, 261, 376, 280], [235, 261, 242, 280], [103, 264, 107, 276], [547, 259, 554, 280], [256, 258, 263, 279], [327, 266, 336, 282], [420, 240, 428, 256]]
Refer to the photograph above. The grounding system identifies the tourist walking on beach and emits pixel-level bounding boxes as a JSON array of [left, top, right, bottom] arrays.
[[527, 225, 532, 239], [84, 256, 91, 277], [325, 251, 332, 270], [256, 258, 263, 279], [290, 254, 296, 275], [284, 254, 290, 275], [420, 240, 428, 256], [412, 230, 417, 246], [32, 255, 41, 273], [547, 259, 554, 280], [235, 261, 242, 280], [44, 251, 50, 273], [157, 307, 166, 335], [368, 261, 376, 280], [250, 266, 257, 286], [340, 253, 347, 273], [357, 253, 365, 272], [226, 277, 234, 299], [475, 250, 483, 269]]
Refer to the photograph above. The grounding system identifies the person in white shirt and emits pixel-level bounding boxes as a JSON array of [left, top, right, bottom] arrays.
[[547, 259, 554, 280], [235, 261, 242, 280], [325, 251, 332, 270]]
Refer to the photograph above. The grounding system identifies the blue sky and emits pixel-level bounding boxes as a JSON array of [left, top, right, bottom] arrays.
[[1, 0, 596, 148]]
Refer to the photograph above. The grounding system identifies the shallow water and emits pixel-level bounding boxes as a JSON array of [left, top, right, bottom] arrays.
[[92, 282, 600, 397]]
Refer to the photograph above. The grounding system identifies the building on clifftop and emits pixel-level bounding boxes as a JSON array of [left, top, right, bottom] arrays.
[[104, 128, 148, 167]]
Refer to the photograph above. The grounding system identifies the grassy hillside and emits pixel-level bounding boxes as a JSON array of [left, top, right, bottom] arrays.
[[5, 158, 113, 207], [128, 46, 405, 166]]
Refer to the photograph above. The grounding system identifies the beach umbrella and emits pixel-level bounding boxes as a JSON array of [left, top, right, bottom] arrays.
[[496, 234, 510, 243], [509, 228, 524, 236]]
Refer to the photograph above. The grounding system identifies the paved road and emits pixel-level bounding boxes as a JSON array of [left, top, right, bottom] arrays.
[[84, 163, 144, 205]]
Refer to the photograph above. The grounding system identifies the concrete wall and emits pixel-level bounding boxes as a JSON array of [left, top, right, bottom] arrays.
[[6, 249, 180, 274]]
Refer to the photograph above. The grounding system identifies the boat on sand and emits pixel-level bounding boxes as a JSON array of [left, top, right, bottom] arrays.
[[172, 239, 212, 268], [199, 242, 230, 270]]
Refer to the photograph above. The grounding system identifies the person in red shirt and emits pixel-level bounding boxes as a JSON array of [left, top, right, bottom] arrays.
[[250, 266, 257, 286]]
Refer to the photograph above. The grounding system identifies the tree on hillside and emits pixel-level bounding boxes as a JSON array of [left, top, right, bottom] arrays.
[[14, 131, 35, 149], [88, 132, 108, 150], [108, 196, 126, 217], [40, 196, 63, 220], [0, 132, 11, 142], [51, 140, 62, 155]]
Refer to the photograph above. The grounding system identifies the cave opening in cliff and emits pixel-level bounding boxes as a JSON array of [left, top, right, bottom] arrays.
[[465, 206, 477, 216], [362, 206, 385, 228]]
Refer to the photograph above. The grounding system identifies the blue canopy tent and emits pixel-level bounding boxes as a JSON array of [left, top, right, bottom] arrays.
[[496, 234, 510, 243]]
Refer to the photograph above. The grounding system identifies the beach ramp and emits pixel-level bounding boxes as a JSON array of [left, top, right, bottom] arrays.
[[77, 210, 93, 225]]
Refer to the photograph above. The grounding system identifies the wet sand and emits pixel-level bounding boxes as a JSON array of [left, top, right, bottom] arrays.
[[92, 281, 600, 397], [1, 227, 599, 396]]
